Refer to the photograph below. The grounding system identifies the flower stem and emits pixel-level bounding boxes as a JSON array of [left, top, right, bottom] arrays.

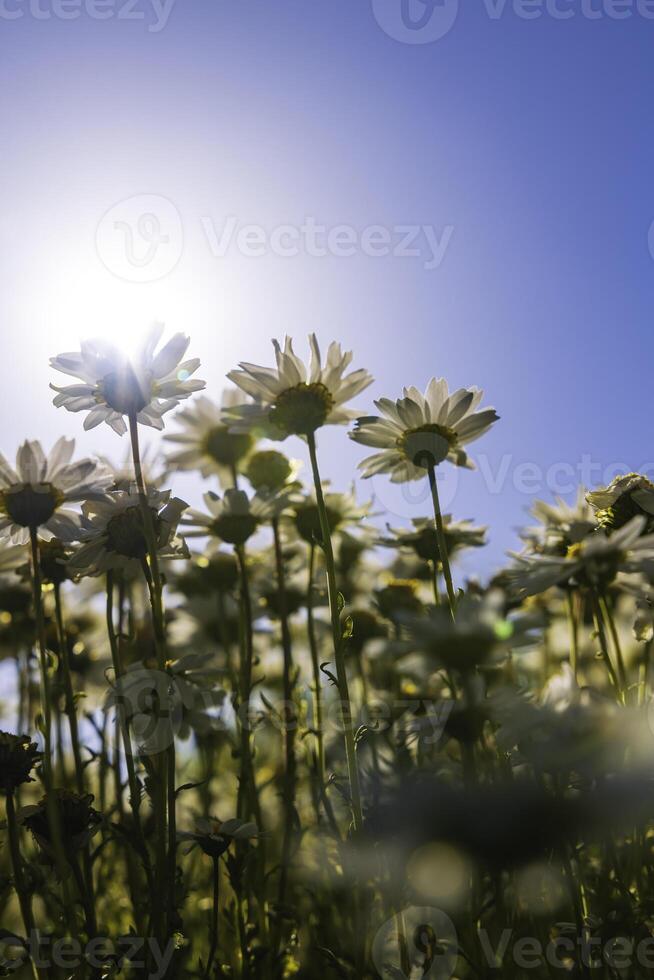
[[28, 527, 53, 785], [204, 856, 220, 979], [5, 790, 42, 980], [272, 517, 297, 935], [427, 463, 456, 618], [53, 585, 85, 794], [566, 592, 580, 683], [306, 431, 363, 833], [127, 413, 174, 944], [307, 543, 325, 788]]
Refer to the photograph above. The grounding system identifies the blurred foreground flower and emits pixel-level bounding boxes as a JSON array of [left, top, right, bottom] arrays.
[[50, 324, 205, 434], [165, 390, 255, 484], [185, 486, 299, 546]]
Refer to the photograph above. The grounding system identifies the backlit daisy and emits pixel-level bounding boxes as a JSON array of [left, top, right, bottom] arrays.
[[165, 390, 255, 484], [68, 487, 189, 578], [586, 473, 654, 534], [184, 487, 300, 547], [226, 335, 373, 438], [381, 516, 487, 564], [351, 379, 499, 482], [0, 439, 112, 544], [50, 323, 205, 435]]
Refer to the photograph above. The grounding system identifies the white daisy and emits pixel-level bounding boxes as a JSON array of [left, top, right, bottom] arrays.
[[520, 489, 596, 556], [68, 487, 189, 578], [50, 323, 205, 435], [0, 438, 112, 545], [226, 334, 373, 438], [509, 517, 654, 597], [350, 378, 499, 482], [380, 515, 487, 563], [184, 487, 300, 547], [164, 390, 255, 483], [586, 473, 654, 534]]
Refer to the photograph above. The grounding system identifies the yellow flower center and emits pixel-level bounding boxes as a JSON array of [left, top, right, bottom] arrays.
[[269, 383, 334, 436]]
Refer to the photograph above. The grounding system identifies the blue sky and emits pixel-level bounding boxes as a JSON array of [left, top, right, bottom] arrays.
[[1, 0, 653, 574]]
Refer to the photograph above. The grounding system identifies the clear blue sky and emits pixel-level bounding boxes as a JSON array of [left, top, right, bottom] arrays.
[[1, 0, 653, 574]]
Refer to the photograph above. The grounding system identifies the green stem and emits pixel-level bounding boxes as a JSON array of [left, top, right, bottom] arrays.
[[591, 591, 622, 700], [5, 791, 42, 980], [28, 528, 52, 785], [307, 543, 325, 787], [427, 464, 456, 618], [565, 591, 580, 683], [600, 594, 628, 696], [53, 585, 85, 793], [127, 413, 173, 945], [306, 431, 363, 834], [204, 857, 220, 979], [272, 517, 297, 934]]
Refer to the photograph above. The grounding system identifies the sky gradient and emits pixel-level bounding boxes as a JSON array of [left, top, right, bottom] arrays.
[[1, 0, 653, 574]]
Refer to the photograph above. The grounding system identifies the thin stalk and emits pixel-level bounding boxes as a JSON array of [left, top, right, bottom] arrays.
[[272, 517, 297, 931], [306, 543, 325, 786], [599, 594, 628, 696], [427, 463, 456, 618], [29, 527, 53, 784], [306, 431, 362, 833], [565, 591, 580, 683], [591, 591, 622, 700], [204, 856, 220, 979], [127, 413, 173, 943], [5, 791, 42, 980], [105, 572, 155, 906], [53, 585, 85, 793]]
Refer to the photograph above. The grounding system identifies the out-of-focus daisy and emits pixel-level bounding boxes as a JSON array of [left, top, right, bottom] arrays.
[[184, 487, 300, 547], [351, 379, 499, 482], [509, 517, 654, 597], [165, 391, 255, 484], [68, 487, 189, 578], [587, 473, 654, 535], [50, 324, 205, 435], [0, 439, 111, 544], [520, 489, 596, 557], [226, 335, 373, 438], [381, 516, 487, 564], [244, 450, 301, 495], [291, 487, 371, 545]]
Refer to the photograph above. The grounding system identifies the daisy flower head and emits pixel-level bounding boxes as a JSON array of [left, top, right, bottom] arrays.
[[381, 515, 487, 565], [165, 390, 255, 484], [226, 334, 373, 439], [184, 486, 300, 547], [0, 438, 112, 544], [291, 486, 372, 545], [509, 516, 654, 597], [351, 378, 499, 482], [68, 486, 189, 578], [521, 489, 596, 557], [586, 473, 654, 535], [50, 323, 205, 435]]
